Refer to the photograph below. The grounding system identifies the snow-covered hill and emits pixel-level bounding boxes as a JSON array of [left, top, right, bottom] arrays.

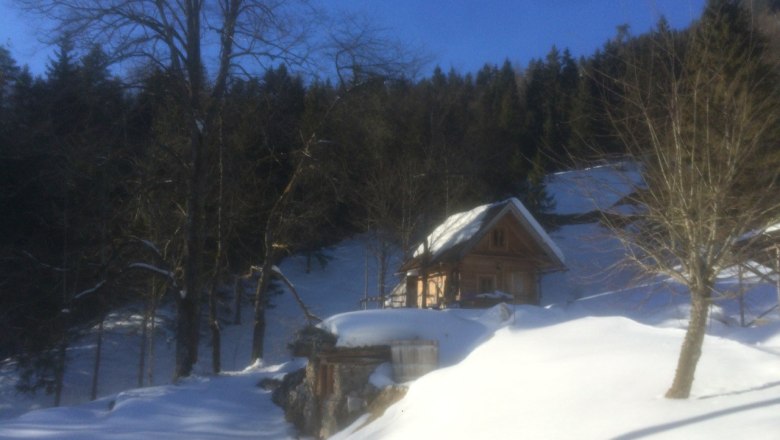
[[334, 311, 780, 440], [2, 164, 780, 439]]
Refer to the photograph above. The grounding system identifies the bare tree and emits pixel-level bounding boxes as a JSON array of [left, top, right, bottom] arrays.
[[604, 1, 780, 399], [327, 12, 428, 86], [249, 130, 328, 362], [14, 0, 314, 378], [16, 0, 426, 377]]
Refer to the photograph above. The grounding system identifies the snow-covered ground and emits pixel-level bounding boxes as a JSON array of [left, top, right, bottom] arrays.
[[334, 310, 780, 440], [0, 236, 401, 425], [2, 164, 780, 439], [0, 361, 304, 440]]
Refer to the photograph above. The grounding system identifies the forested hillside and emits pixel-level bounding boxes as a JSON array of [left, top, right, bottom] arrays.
[[1, 0, 778, 406]]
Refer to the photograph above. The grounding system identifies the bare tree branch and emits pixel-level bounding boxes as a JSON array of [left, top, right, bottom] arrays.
[[598, 3, 780, 399]]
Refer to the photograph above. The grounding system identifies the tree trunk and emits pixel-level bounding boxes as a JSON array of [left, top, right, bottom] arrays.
[[274, 266, 321, 324], [147, 289, 159, 386], [138, 294, 149, 387], [665, 284, 711, 399], [419, 210, 431, 309], [249, 138, 305, 361], [178, 109, 204, 379], [176, 0, 205, 381], [209, 113, 225, 375], [90, 314, 104, 400], [249, 133, 317, 362], [56, 161, 69, 407], [53, 338, 67, 407], [420, 234, 430, 309], [233, 276, 242, 325], [175, 263, 200, 379], [363, 249, 369, 310], [209, 281, 222, 374], [251, 256, 274, 363], [251, 298, 267, 364], [378, 237, 387, 308]]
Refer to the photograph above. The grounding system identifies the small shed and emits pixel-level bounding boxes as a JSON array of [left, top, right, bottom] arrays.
[[282, 326, 393, 438], [398, 198, 565, 308]]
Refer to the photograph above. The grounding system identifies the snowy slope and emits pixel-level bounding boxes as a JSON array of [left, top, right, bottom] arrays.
[[6, 299, 780, 439], [334, 312, 780, 440], [328, 164, 780, 439], [0, 236, 399, 420], [3, 164, 780, 439], [266, 237, 403, 362]]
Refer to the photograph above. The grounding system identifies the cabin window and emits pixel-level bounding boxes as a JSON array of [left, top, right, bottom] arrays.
[[478, 275, 495, 293], [490, 228, 506, 249]]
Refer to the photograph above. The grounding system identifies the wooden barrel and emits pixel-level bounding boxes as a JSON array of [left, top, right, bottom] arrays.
[[390, 339, 439, 382]]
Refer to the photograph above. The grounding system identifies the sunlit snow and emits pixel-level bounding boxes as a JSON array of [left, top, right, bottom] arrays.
[[2, 165, 780, 439]]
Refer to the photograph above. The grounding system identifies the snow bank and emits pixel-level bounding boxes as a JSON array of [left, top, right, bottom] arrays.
[[319, 307, 513, 366], [0, 361, 304, 439], [338, 315, 780, 440]]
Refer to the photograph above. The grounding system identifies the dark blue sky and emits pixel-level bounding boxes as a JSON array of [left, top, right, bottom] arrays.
[[0, 0, 706, 76]]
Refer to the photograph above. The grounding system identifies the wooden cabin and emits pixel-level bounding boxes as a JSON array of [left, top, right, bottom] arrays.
[[398, 198, 565, 308]]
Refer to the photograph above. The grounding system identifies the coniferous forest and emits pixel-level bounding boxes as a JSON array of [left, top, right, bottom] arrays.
[[1, 0, 778, 403]]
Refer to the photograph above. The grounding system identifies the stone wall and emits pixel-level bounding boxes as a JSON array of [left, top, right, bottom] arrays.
[[272, 345, 392, 438]]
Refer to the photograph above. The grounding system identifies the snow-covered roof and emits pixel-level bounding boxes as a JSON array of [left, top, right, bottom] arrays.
[[504, 198, 565, 265], [545, 162, 643, 216], [318, 308, 504, 366], [412, 201, 494, 260], [408, 198, 564, 270]]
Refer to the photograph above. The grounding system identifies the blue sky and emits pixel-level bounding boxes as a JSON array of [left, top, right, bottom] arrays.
[[0, 0, 706, 77], [331, 0, 706, 74]]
